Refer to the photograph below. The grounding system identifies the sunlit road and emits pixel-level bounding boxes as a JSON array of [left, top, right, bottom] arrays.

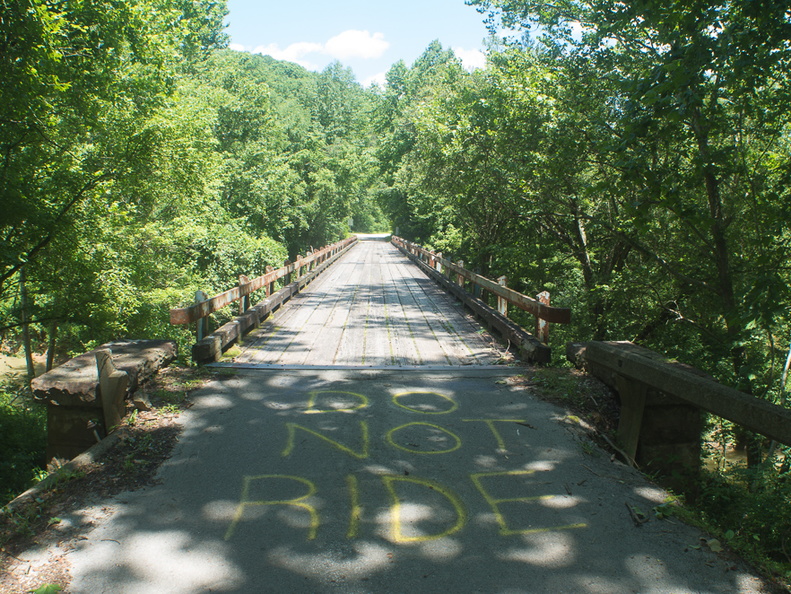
[[63, 367, 766, 593]]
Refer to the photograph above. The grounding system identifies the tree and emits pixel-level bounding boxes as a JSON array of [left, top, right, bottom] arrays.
[[469, 0, 791, 389], [0, 0, 229, 353]]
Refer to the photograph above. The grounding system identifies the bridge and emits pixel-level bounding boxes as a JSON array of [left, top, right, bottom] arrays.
[[21, 234, 773, 593], [231, 236, 499, 368]]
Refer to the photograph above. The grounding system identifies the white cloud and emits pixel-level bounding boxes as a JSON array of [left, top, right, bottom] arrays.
[[363, 71, 388, 88], [325, 30, 389, 60], [239, 30, 389, 71], [453, 47, 486, 71], [253, 41, 323, 62]]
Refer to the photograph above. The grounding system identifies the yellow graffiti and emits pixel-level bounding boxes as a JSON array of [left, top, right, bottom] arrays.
[[462, 419, 527, 451], [386, 422, 462, 455], [346, 474, 362, 539], [305, 390, 369, 414], [382, 475, 467, 543], [470, 471, 587, 535], [282, 421, 369, 459], [392, 391, 458, 414], [225, 474, 319, 541]]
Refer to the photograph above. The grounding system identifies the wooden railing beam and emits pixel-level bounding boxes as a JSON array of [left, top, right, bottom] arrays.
[[170, 236, 357, 326], [391, 236, 571, 324]]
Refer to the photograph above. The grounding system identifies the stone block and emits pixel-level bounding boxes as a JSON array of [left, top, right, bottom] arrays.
[[31, 339, 177, 462]]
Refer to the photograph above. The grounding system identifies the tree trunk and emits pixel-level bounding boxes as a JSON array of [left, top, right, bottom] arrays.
[[19, 268, 36, 381], [46, 318, 58, 371]]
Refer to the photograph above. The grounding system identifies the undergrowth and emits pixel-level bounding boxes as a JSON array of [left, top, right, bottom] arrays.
[[0, 390, 46, 505], [695, 457, 791, 585]]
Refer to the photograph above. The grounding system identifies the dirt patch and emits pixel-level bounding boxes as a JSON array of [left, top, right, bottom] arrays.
[[0, 353, 47, 387], [0, 365, 213, 594], [506, 366, 622, 452]]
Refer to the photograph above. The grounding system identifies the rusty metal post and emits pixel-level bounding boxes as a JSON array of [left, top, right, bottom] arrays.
[[265, 266, 274, 297], [284, 259, 292, 285], [536, 291, 550, 344], [194, 291, 208, 341], [238, 275, 250, 314], [473, 268, 482, 299], [497, 276, 508, 317]]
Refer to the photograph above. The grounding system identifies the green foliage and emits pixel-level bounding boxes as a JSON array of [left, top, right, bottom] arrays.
[[1, 4, 388, 362], [0, 392, 46, 505], [697, 460, 791, 578]]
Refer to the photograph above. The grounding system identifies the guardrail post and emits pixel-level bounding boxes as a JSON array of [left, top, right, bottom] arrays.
[[238, 275, 250, 314], [195, 291, 208, 341], [497, 276, 508, 317], [536, 291, 550, 344], [435, 252, 443, 273], [456, 260, 464, 288]]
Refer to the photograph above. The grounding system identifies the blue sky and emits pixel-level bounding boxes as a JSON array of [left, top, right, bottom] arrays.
[[224, 0, 495, 87]]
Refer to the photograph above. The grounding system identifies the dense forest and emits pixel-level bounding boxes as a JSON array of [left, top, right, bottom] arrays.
[[2, 0, 790, 579]]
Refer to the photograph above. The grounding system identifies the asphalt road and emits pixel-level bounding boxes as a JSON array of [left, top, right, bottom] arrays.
[[62, 367, 767, 593]]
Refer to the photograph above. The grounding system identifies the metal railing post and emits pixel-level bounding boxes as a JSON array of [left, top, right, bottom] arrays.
[[536, 291, 550, 344], [195, 291, 208, 341], [265, 266, 274, 297], [284, 259, 292, 285], [238, 275, 250, 314]]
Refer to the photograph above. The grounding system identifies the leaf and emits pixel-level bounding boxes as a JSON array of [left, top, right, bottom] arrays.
[[706, 538, 723, 553], [30, 585, 63, 594]]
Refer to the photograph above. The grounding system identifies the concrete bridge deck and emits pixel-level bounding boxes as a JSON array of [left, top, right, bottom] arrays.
[[234, 237, 501, 368]]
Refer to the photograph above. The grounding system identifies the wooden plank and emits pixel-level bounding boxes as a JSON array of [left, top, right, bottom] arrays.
[[190, 241, 358, 363], [399, 270, 476, 365], [230, 240, 501, 367], [576, 341, 791, 447], [395, 243, 551, 363], [171, 236, 357, 325]]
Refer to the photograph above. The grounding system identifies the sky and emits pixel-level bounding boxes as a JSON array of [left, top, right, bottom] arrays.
[[224, 0, 496, 87]]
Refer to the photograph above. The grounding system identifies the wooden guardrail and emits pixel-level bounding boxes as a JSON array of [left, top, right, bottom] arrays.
[[392, 236, 570, 363], [170, 236, 357, 363], [567, 341, 791, 489]]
